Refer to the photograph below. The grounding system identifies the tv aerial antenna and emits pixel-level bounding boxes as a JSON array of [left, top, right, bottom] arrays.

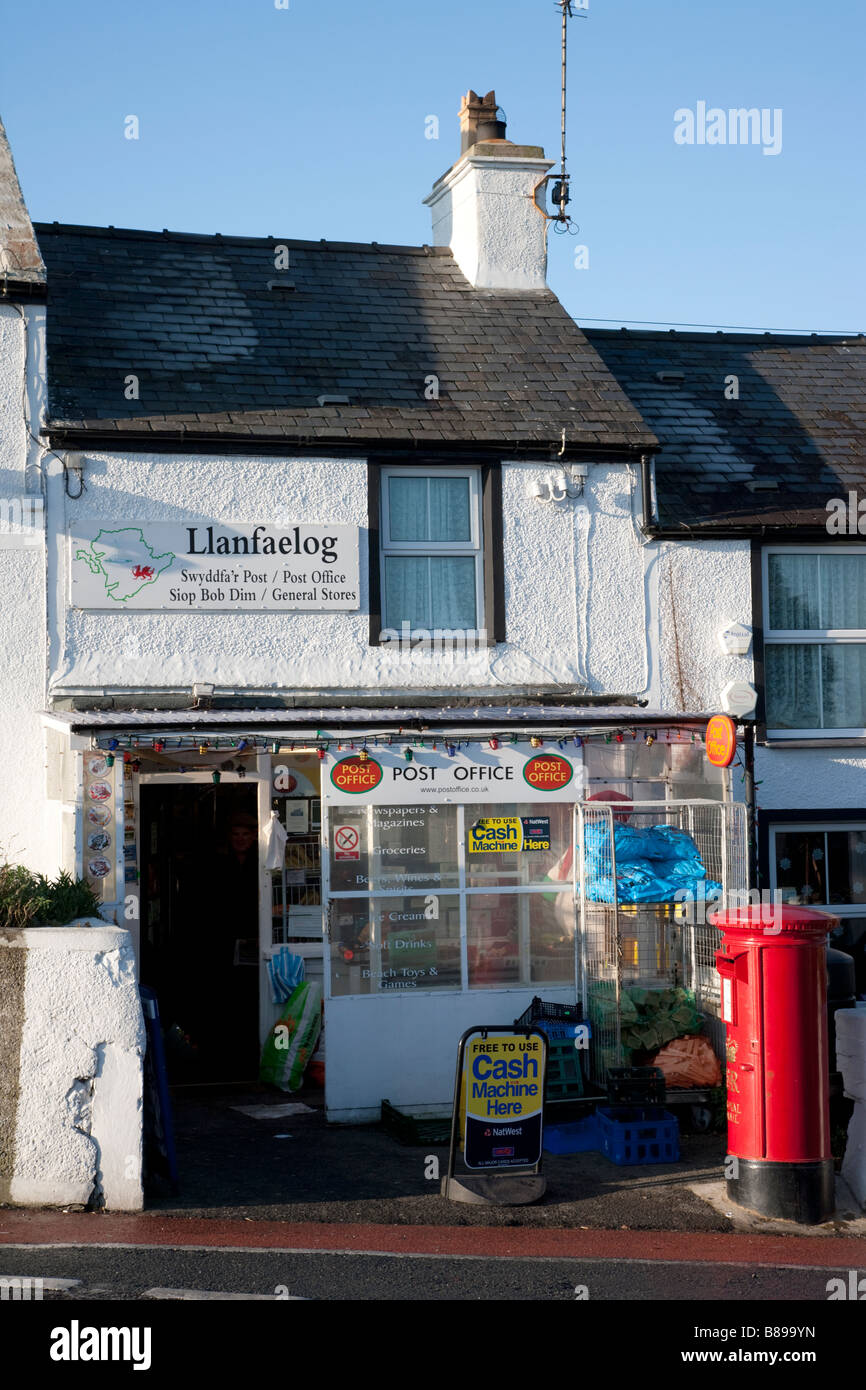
[[534, 0, 586, 234]]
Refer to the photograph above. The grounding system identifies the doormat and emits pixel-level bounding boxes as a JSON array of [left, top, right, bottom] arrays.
[[231, 1103, 315, 1119]]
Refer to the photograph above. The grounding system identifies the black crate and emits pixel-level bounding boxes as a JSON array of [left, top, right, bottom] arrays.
[[606, 1066, 666, 1107], [514, 996, 584, 1029], [380, 1099, 451, 1146]]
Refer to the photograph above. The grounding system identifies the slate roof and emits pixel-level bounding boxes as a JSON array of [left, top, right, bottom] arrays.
[[585, 328, 866, 531], [33, 223, 655, 453]]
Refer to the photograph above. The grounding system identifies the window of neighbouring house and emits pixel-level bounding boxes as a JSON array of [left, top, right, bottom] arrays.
[[379, 467, 484, 638], [770, 822, 866, 913], [763, 548, 866, 734]]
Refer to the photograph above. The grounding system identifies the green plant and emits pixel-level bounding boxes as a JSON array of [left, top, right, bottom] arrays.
[[35, 870, 102, 926], [0, 864, 101, 928], [0, 863, 43, 929]]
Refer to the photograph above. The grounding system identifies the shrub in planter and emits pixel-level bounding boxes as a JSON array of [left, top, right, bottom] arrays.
[[0, 864, 102, 929]]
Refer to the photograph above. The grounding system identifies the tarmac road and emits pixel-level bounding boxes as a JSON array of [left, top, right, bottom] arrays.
[[0, 1240, 856, 1301]]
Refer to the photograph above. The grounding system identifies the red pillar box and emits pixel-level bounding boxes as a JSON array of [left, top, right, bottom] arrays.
[[712, 904, 838, 1225]]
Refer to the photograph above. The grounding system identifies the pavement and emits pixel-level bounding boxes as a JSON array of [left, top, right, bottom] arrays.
[[2, 1081, 863, 1247], [2, 1085, 865, 1310]]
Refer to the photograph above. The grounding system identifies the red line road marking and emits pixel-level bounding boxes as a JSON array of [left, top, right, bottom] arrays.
[[0, 1212, 863, 1268]]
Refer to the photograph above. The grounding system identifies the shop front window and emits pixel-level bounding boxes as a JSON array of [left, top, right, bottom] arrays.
[[329, 894, 462, 996], [326, 800, 576, 996], [465, 802, 572, 887], [328, 805, 460, 893], [467, 892, 574, 990]]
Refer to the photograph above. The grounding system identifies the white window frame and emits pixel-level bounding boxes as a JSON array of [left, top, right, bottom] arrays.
[[762, 545, 866, 738], [379, 466, 484, 635], [769, 821, 866, 918]]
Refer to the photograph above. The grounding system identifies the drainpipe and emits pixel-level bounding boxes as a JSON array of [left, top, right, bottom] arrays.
[[742, 722, 758, 891], [640, 454, 655, 530]]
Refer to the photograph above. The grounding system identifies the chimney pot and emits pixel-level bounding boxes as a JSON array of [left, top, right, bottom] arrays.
[[459, 89, 508, 152]]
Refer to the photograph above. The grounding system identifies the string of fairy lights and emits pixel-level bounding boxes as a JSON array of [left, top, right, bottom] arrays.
[[94, 724, 712, 780]]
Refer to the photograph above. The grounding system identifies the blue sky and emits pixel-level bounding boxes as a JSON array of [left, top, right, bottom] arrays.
[[2, 0, 863, 332]]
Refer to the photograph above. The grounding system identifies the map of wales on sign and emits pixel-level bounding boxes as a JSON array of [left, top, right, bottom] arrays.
[[73, 528, 175, 604]]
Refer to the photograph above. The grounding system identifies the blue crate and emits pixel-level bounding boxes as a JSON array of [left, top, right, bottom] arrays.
[[538, 1019, 592, 1042], [543, 1116, 601, 1154], [597, 1106, 680, 1166]]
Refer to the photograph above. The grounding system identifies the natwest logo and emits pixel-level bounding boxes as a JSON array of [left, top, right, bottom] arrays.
[[330, 755, 383, 794], [523, 753, 573, 792]]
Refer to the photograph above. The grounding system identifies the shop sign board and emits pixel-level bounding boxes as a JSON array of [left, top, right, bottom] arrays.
[[69, 520, 359, 611], [467, 816, 551, 853], [325, 746, 583, 804], [705, 714, 737, 768], [463, 1030, 547, 1169]]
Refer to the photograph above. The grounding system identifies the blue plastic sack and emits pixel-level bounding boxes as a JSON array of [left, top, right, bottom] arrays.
[[267, 948, 306, 1005], [582, 821, 721, 905]]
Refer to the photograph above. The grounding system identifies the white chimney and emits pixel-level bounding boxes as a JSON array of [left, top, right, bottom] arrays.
[[424, 90, 554, 291]]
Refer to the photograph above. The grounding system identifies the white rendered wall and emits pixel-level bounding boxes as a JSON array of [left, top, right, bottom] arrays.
[[46, 447, 866, 813], [48, 453, 753, 709], [0, 303, 52, 873], [6, 924, 144, 1209], [755, 748, 866, 812], [325, 983, 575, 1122]]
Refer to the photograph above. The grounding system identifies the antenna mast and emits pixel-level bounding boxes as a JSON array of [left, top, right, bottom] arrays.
[[535, 0, 585, 232]]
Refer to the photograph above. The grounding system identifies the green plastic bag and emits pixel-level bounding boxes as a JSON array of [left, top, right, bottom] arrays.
[[260, 981, 322, 1092]]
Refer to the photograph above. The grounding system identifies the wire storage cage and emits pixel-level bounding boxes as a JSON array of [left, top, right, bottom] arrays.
[[575, 799, 747, 1088]]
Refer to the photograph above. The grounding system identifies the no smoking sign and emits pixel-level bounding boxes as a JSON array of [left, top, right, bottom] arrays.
[[334, 824, 361, 860]]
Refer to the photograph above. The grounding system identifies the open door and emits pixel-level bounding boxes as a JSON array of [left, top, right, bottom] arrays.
[[139, 782, 260, 1082]]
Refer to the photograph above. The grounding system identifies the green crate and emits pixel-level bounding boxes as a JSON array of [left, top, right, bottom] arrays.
[[545, 1038, 585, 1099]]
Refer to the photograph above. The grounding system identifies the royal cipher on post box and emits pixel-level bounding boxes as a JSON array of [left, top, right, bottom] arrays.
[[712, 904, 838, 1225]]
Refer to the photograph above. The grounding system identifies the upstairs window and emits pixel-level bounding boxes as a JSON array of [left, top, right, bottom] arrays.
[[763, 548, 866, 735], [379, 467, 484, 637]]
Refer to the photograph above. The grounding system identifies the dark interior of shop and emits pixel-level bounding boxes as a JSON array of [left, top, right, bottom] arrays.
[[139, 783, 260, 1083]]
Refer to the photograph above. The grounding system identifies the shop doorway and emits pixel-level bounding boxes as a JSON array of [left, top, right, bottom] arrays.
[[139, 782, 260, 1082]]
